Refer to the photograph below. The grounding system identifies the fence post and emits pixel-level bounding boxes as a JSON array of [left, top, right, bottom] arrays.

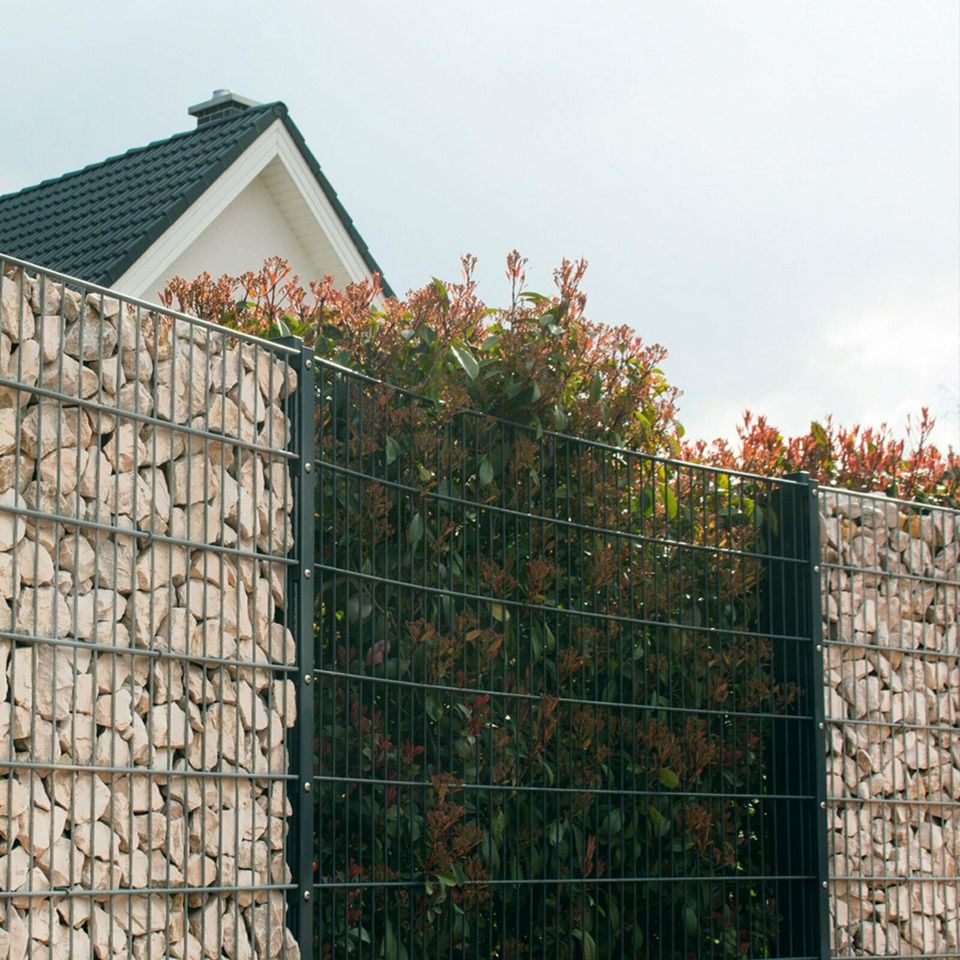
[[776, 472, 830, 960], [282, 338, 316, 958]]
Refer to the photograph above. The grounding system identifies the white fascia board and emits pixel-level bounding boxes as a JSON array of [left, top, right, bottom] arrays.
[[116, 118, 376, 297], [273, 126, 372, 285], [115, 122, 283, 296]]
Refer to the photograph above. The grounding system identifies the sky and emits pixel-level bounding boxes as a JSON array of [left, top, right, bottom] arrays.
[[1, 0, 957, 449]]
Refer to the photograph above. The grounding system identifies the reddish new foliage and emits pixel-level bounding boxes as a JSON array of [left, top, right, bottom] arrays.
[[162, 253, 680, 455], [683, 409, 960, 505], [162, 254, 958, 503]]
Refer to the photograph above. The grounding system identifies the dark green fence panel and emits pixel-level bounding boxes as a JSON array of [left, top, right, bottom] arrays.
[[308, 359, 823, 960]]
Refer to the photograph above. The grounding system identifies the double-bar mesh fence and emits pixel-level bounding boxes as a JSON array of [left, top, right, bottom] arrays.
[[8, 253, 919, 960], [308, 360, 827, 959], [0, 256, 304, 959]]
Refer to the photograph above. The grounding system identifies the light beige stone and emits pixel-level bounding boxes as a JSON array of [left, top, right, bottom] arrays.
[[154, 702, 190, 749], [12, 645, 76, 720], [0, 489, 27, 551], [89, 904, 127, 956], [15, 538, 55, 586], [94, 689, 133, 732], [124, 587, 171, 646], [40, 355, 100, 399], [29, 277, 61, 316], [63, 318, 117, 361], [15, 803, 68, 855], [135, 542, 189, 591], [111, 894, 168, 935], [172, 455, 222, 506], [89, 355, 125, 395], [52, 771, 111, 825], [103, 423, 146, 472], [0, 277, 35, 342], [105, 469, 170, 532], [94, 534, 136, 592], [21, 403, 93, 458]]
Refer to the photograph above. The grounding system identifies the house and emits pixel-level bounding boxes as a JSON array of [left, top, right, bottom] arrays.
[[0, 90, 392, 301]]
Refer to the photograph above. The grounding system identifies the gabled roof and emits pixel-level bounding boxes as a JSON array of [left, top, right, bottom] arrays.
[[0, 102, 392, 295]]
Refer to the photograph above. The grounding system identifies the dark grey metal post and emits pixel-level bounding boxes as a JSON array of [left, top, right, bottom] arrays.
[[283, 339, 316, 957], [784, 471, 830, 960]]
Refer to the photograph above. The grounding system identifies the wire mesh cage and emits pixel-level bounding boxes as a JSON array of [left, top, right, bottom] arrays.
[[821, 488, 960, 959], [0, 256, 304, 959], [310, 360, 825, 960]]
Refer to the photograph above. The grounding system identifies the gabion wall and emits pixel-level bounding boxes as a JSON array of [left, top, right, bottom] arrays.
[[822, 489, 960, 959], [0, 261, 302, 960]]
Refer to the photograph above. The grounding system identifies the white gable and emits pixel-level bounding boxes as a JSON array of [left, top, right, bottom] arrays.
[[116, 119, 375, 301], [144, 171, 319, 301]]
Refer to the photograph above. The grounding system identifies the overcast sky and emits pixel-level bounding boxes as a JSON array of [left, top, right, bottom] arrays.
[[2, 1, 957, 448]]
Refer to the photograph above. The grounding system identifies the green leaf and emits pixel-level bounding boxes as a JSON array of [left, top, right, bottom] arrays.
[[346, 594, 373, 622], [450, 341, 479, 381], [385, 436, 400, 465], [572, 929, 597, 960], [437, 869, 459, 887], [382, 918, 408, 960], [478, 457, 494, 486], [659, 767, 680, 789], [408, 513, 424, 548], [645, 803, 664, 832], [547, 820, 565, 846], [599, 809, 622, 842], [493, 810, 506, 843], [531, 627, 542, 662], [431, 277, 449, 305], [505, 378, 525, 399], [810, 419, 829, 448]]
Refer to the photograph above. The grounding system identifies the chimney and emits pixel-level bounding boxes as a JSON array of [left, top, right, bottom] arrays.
[[188, 89, 259, 127]]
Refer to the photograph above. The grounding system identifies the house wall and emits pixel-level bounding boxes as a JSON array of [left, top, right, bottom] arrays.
[[137, 174, 323, 302]]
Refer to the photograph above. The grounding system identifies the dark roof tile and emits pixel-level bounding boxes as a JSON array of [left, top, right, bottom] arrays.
[[0, 102, 392, 295]]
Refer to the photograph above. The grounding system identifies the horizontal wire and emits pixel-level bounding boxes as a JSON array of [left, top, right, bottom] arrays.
[[0, 627, 298, 674], [822, 634, 960, 660], [0, 499, 295, 566], [313, 666, 810, 721], [315, 455, 805, 566], [0, 881, 297, 900], [312, 771, 813, 800], [311, 874, 818, 890], [821, 558, 960, 589], [315, 560, 811, 643], [316, 358, 814, 487], [0, 756, 294, 780], [0, 251, 300, 353]]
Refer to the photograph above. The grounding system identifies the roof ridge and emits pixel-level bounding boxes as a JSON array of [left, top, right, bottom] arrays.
[[0, 97, 391, 296], [0, 102, 287, 203]]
